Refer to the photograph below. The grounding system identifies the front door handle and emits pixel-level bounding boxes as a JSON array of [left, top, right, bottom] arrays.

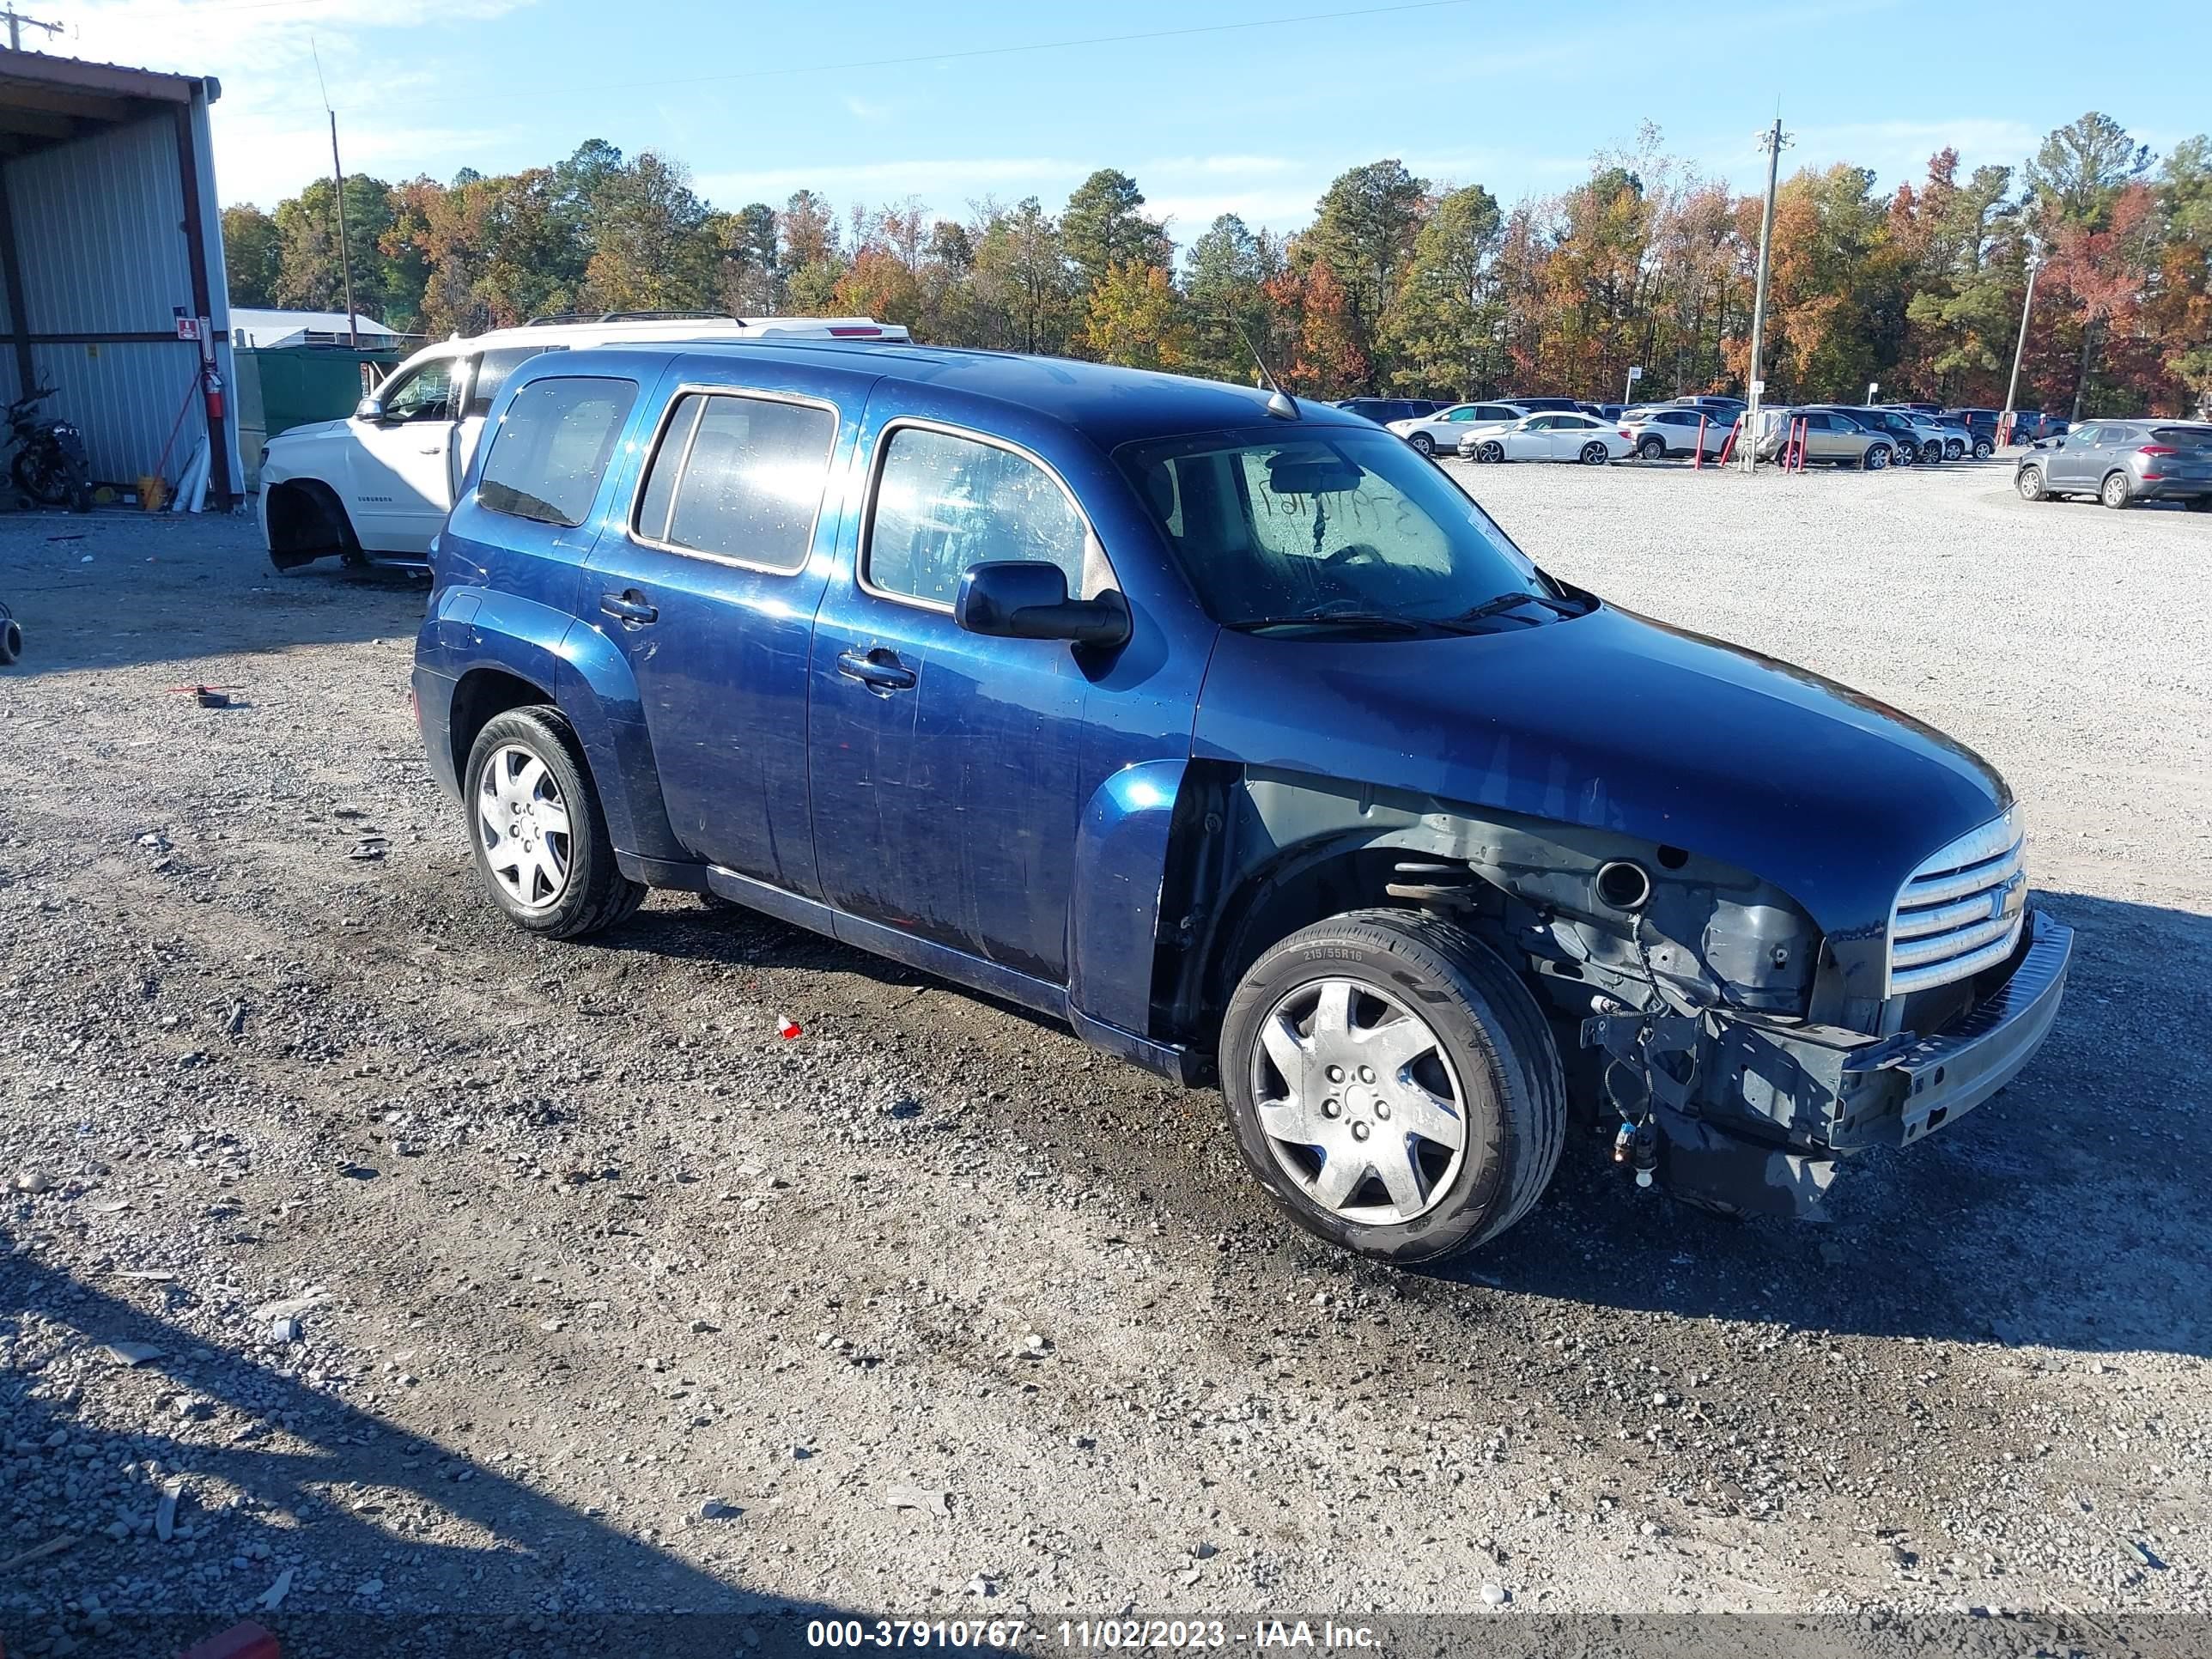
[[600, 591, 659, 626], [836, 647, 917, 692]]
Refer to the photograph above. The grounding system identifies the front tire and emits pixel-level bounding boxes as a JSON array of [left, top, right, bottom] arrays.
[[463, 707, 646, 939], [1972, 438, 1994, 459], [1475, 440, 1504, 465], [1409, 432, 1436, 457], [2100, 471, 2133, 510], [1220, 909, 1566, 1264], [1579, 441, 1609, 465], [2016, 465, 2047, 501]]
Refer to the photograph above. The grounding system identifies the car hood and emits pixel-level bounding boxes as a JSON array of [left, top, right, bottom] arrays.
[[1193, 602, 2009, 945], [267, 418, 350, 448]]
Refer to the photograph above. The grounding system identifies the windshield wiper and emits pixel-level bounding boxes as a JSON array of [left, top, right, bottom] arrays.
[[1450, 589, 1579, 624], [1226, 611, 1431, 635]]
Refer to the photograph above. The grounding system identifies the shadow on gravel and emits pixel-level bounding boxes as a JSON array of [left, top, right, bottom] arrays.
[[0, 1232, 882, 1658], [1423, 890, 2212, 1359], [0, 512, 423, 680], [586, 878, 2212, 1364]]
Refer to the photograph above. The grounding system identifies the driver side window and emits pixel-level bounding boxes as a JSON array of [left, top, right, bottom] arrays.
[[378, 360, 455, 424], [866, 425, 1105, 610]]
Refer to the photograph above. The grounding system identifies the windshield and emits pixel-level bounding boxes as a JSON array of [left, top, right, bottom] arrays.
[[1117, 425, 1559, 631]]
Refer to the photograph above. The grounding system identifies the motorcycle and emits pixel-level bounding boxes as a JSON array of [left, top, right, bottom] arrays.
[[6, 386, 93, 511]]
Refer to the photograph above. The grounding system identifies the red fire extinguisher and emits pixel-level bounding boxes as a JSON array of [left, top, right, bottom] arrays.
[[202, 361, 226, 423]]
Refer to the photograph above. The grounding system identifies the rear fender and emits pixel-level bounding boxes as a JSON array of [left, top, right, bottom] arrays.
[[451, 592, 690, 871]]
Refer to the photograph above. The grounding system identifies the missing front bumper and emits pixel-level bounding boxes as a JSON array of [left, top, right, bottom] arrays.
[[1583, 908, 2075, 1219]]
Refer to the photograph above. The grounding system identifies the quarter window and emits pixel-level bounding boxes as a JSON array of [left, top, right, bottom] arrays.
[[477, 376, 638, 528], [866, 426, 1102, 609], [465, 346, 560, 419], [634, 392, 836, 571]]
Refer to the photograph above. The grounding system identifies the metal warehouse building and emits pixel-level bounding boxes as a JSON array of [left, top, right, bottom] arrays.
[[0, 50, 237, 506]]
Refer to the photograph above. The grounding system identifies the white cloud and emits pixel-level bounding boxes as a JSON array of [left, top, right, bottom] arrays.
[[842, 94, 894, 124]]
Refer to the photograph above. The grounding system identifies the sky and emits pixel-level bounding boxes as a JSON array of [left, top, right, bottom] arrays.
[[57, 0, 2212, 238]]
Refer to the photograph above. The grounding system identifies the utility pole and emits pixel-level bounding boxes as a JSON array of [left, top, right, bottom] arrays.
[[2000, 252, 2041, 447], [326, 109, 361, 349], [1741, 117, 1790, 473], [1, 6, 64, 51]]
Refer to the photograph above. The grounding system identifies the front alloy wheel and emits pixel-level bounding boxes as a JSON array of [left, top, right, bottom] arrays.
[[1972, 438, 1995, 459], [1221, 908, 1565, 1262], [1409, 432, 1436, 457], [2016, 465, 2046, 501], [1476, 440, 1504, 464]]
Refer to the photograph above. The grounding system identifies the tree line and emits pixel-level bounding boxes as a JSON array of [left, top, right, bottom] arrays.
[[220, 112, 2210, 419]]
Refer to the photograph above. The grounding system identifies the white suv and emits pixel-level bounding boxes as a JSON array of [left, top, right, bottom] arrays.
[[1387, 401, 1528, 457], [258, 313, 910, 570]]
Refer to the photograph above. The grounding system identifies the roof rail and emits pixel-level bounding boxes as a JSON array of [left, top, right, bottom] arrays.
[[521, 311, 743, 326]]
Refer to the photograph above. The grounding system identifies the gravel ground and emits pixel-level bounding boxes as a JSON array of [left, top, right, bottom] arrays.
[[0, 459, 2206, 1656]]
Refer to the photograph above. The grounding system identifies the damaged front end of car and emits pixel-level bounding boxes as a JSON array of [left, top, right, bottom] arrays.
[[1382, 804, 2073, 1219]]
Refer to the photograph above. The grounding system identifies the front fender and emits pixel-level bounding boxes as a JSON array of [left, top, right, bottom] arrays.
[[1068, 759, 1188, 1037]]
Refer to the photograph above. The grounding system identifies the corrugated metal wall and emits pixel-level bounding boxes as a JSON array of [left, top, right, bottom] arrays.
[[0, 83, 239, 496]]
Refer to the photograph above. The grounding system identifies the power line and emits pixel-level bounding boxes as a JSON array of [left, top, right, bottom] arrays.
[[245, 0, 1486, 118], [1, 4, 64, 50]]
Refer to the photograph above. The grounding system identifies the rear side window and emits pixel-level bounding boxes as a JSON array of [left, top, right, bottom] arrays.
[[633, 392, 837, 570], [465, 345, 561, 419], [866, 426, 1099, 609], [477, 376, 637, 528], [2150, 426, 2212, 447]]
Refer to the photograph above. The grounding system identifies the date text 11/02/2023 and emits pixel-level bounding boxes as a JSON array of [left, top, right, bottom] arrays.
[[803, 1619, 1382, 1649]]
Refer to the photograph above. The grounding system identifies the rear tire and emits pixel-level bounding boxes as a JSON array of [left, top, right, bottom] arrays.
[[2188, 495, 2212, 513], [1220, 908, 1566, 1264], [1864, 445, 1890, 471], [2100, 471, 2133, 510], [1579, 441, 1609, 465], [2015, 465, 2047, 501], [463, 707, 647, 939], [1637, 436, 1666, 460]]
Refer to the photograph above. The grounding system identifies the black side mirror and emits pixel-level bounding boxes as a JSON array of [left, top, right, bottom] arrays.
[[955, 561, 1130, 648]]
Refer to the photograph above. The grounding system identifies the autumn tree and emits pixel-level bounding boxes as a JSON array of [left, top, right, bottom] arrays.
[[221, 205, 282, 308], [1382, 184, 1503, 395]]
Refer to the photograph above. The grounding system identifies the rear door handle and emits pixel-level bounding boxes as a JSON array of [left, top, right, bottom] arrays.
[[600, 591, 659, 626], [836, 647, 917, 692]]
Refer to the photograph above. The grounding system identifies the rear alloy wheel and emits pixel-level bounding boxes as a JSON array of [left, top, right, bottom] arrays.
[[1579, 441, 1609, 465], [1476, 440, 1504, 464], [465, 706, 647, 939], [1637, 435, 1666, 460], [2100, 471, 2134, 510], [2015, 465, 2047, 501], [1409, 432, 1436, 457], [1865, 445, 1890, 471], [1220, 908, 1566, 1263]]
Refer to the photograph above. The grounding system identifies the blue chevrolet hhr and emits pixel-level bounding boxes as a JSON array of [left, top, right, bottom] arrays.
[[412, 341, 2069, 1264]]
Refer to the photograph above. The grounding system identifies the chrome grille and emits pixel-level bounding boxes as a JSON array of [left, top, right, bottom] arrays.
[[1887, 809, 2028, 996]]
